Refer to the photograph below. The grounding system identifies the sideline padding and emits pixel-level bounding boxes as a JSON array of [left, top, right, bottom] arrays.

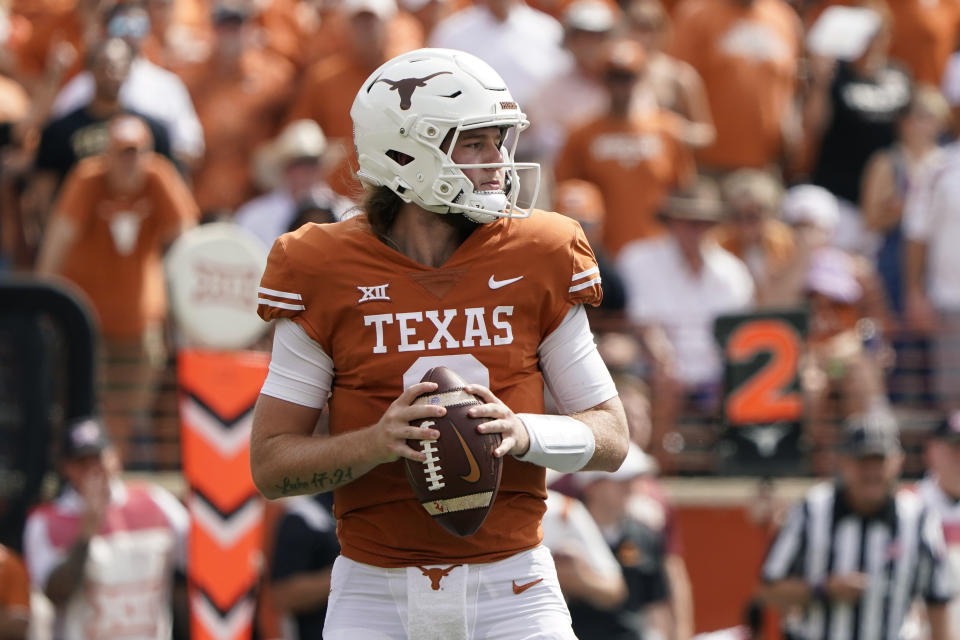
[[179, 349, 269, 640]]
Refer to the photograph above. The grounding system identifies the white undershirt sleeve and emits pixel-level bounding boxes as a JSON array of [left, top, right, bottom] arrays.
[[538, 305, 618, 414], [260, 318, 333, 409]]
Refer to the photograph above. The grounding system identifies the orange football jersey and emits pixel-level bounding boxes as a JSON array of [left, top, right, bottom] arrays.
[[257, 210, 603, 567]]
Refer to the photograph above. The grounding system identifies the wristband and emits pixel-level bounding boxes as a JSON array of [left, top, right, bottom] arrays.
[[514, 413, 596, 472]]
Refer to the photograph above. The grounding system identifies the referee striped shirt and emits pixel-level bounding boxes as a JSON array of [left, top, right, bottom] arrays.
[[762, 481, 956, 640]]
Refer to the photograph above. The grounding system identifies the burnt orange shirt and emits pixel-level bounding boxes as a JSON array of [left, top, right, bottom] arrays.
[[0, 546, 29, 617], [554, 111, 694, 256], [671, 0, 800, 170], [888, 0, 960, 86], [300, 11, 425, 70], [10, 0, 84, 80], [257, 211, 603, 567], [54, 154, 199, 338], [181, 48, 295, 213]]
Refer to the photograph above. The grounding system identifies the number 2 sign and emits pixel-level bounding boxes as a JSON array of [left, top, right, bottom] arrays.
[[714, 310, 808, 472]]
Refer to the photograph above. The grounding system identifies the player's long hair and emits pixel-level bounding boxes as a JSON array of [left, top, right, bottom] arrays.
[[364, 185, 405, 243]]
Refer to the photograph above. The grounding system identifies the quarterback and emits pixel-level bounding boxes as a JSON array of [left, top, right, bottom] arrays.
[[250, 48, 629, 639]]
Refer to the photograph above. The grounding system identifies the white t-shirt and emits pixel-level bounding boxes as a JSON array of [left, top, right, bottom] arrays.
[[233, 187, 354, 251], [428, 5, 571, 107], [617, 235, 755, 385], [902, 145, 960, 310], [542, 489, 623, 580], [23, 482, 189, 640], [51, 57, 204, 160]]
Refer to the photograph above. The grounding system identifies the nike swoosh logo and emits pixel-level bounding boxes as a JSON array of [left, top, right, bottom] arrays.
[[450, 422, 481, 483], [512, 578, 543, 594], [488, 275, 524, 289]]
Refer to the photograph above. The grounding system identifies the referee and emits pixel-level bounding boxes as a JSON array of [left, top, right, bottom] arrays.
[[759, 410, 956, 640]]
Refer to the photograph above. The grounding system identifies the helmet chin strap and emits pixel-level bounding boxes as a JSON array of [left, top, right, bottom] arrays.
[[453, 190, 507, 224]]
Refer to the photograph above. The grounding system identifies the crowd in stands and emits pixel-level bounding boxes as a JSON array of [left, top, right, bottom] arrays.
[[1, 0, 960, 638]]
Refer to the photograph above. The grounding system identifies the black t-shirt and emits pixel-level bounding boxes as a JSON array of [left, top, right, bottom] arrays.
[[270, 494, 340, 639], [569, 516, 669, 640], [811, 62, 911, 204], [34, 106, 173, 183]]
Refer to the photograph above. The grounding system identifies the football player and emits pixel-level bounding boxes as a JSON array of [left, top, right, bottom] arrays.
[[250, 47, 629, 640]]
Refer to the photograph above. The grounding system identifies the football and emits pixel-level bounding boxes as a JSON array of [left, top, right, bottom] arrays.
[[403, 366, 503, 537]]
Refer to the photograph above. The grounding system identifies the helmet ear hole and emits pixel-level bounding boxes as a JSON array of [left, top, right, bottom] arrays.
[[386, 149, 415, 166]]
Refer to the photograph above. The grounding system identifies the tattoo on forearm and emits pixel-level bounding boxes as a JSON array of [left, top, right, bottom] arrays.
[[275, 467, 353, 495]]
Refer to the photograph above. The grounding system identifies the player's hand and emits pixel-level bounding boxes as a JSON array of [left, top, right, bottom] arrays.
[[368, 382, 444, 464], [825, 572, 868, 603], [464, 384, 529, 458]]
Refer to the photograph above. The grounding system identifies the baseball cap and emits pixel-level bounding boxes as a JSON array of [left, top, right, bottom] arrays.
[[805, 247, 862, 304], [838, 410, 902, 457], [932, 411, 960, 443], [62, 417, 111, 459], [573, 443, 656, 489], [660, 176, 725, 223], [563, 0, 616, 33], [108, 115, 153, 152], [781, 184, 839, 231], [342, 0, 397, 20]]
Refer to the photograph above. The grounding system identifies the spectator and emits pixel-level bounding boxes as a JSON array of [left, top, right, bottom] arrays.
[[34, 116, 197, 465], [712, 169, 796, 306], [626, 0, 715, 150], [917, 412, 960, 635], [139, 0, 211, 71], [178, 2, 295, 218], [235, 119, 352, 250], [770, 184, 887, 319], [0, 543, 28, 640], [555, 39, 695, 256], [286, 0, 423, 196], [5, 0, 95, 86], [572, 443, 675, 640], [299, 0, 424, 70], [759, 410, 956, 640], [542, 489, 628, 622], [22, 417, 189, 640], [903, 137, 960, 411], [801, 247, 889, 446], [50, 1, 205, 167], [805, 4, 911, 254], [670, 0, 801, 173], [617, 177, 753, 397], [269, 494, 340, 640], [861, 85, 950, 317], [552, 178, 627, 315], [428, 0, 570, 106], [525, 0, 616, 165], [30, 38, 173, 199]]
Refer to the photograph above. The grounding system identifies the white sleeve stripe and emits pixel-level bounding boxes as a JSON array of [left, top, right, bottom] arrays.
[[571, 266, 599, 281], [568, 277, 602, 293], [258, 286, 303, 300], [258, 298, 306, 311]]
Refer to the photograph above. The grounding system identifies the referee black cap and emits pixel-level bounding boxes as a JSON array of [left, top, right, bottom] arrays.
[[839, 409, 901, 457]]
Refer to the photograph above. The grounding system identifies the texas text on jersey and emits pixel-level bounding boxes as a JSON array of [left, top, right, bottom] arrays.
[[257, 209, 602, 567]]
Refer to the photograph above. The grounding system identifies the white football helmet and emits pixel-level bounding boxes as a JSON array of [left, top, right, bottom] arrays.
[[351, 48, 540, 224]]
